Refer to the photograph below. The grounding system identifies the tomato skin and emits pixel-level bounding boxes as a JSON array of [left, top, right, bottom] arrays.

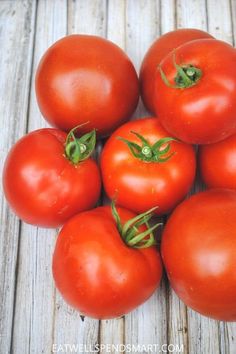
[[154, 39, 236, 144], [199, 133, 236, 190], [140, 28, 213, 113], [52, 206, 162, 319], [101, 117, 196, 215], [161, 189, 236, 321], [3, 129, 101, 227], [35, 35, 139, 137]]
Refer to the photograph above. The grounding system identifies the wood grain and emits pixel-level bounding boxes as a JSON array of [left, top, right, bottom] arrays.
[[0, 1, 36, 353], [10, 1, 67, 353]]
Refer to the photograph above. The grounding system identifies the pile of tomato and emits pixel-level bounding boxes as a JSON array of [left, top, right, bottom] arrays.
[[3, 29, 236, 321]]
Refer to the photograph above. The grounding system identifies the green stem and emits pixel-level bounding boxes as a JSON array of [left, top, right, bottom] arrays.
[[65, 124, 96, 164], [159, 52, 202, 89], [118, 132, 177, 163], [111, 201, 161, 249]]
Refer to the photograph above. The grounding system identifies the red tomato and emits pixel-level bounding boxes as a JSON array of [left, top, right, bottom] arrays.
[[35, 35, 139, 137], [161, 189, 236, 321], [101, 117, 196, 215], [140, 28, 213, 113], [52, 205, 163, 319], [154, 39, 236, 144], [3, 128, 101, 227], [199, 133, 236, 190]]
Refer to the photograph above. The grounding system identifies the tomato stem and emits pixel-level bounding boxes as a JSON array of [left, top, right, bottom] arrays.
[[65, 125, 96, 164], [118, 132, 176, 163], [111, 201, 161, 249], [159, 52, 202, 89]]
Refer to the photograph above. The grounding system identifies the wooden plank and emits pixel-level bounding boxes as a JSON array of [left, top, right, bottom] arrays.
[[176, 0, 208, 30], [10, 1, 67, 353], [124, 1, 168, 349], [107, 0, 126, 49], [219, 322, 236, 354], [175, 2, 236, 354], [207, 0, 233, 42], [230, 0, 236, 46], [125, 0, 159, 74], [52, 1, 107, 351], [209, 1, 236, 352], [160, 0, 176, 33], [173, 2, 221, 354], [161, 3, 188, 352], [0, 1, 36, 353], [167, 289, 188, 353], [68, 0, 107, 36], [100, 317, 124, 354], [125, 0, 161, 117], [99, 2, 126, 350]]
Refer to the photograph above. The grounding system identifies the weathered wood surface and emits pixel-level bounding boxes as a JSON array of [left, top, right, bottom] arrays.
[[0, 1, 235, 353]]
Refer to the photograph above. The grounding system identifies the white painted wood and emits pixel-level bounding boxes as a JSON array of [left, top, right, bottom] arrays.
[[125, 0, 161, 117], [107, 0, 126, 49], [207, 0, 233, 42], [158, 1, 191, 352], [52, 1, 107, 351], [100, 318, 124, 354], [219, 321, 236, 354], [125, 0, 159, 73], [167, 291, 188, 351], [0, 1, 36, 353], [124, 1, 168, 349], [176, 2, 233, 354], [99, 2, 126, 349], [68, 0, 107, 36], [174, 2, 220, 354], [208, 2, 236, 353], [176, 0, 208, 30], [160, 0, 176, 33], [230, 0, 236, 46], [11, 1, 67, 353]]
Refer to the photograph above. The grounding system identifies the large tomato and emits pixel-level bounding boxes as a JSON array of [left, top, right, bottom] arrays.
[[35, 35, 139, 137], [154, 39, 236, 144], [199, 133, 236, 190], [3, 128, 101, 227], [161, 189, 236, 321], [52, 204, 163, 319], [140, 28, 213, 113], [101, 117, 196, 215]]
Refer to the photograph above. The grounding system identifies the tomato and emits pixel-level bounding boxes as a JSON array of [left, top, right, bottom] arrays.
[[101, 117, 196, 215], [35, 35, 139, 137], [154, 39, 236, 144], [199, 133, 236, 190], [161, 189, 236, 321], [3, 128, 101, 227], [140, 28, 213, 113], [52, 204, 163, 319]]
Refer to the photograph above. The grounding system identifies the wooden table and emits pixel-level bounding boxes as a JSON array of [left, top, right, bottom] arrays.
[[0, 1, 236, 353]]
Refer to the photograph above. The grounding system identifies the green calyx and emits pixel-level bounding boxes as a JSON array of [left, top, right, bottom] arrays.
[[118, 131, 176, 163], [111, 201, 161, 249], [159, 52, 202, 89], [65, 125, 96, 164]]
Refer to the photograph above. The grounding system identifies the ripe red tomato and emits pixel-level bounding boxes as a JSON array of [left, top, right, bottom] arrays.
[[154, 39, 236, 144], [199, 133, 236, 190], [161, 189, 236, 321], [52, 205, 163, 319], [140, 28, 213, 113], [35, 35, 139, 137], [101, 117, 196, 215], [3, 128, 101, 227]]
